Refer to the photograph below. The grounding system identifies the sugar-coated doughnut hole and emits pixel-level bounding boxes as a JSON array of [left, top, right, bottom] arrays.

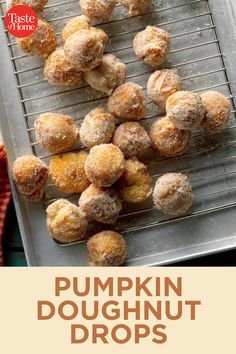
[[84, 54, 127, 95], [80, 108, 115, 148], [85, 144, 125, 187], [133, 26, 170, 67], [12, 155, 48, 202], [113, 122, 151, 159], [149, 116, 191, 157], [49, 151, 90, 194], [44, 48, 84, 86], [64, 27, 108, 71], [34, 112, 79, 153], [147, 69, 181, 109], [108, 82, 146, 121], [79, 184, 122, 224], [17, 19, 57, 59], [153, 173, 193, 216], [87, 230, 127, 266], [46, 199, 88, 243], [200, 91, 230, 132], [166, 91, 204, 131]]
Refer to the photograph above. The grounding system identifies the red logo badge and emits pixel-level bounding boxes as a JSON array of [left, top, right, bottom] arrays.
[[4, 5, 38, 38]]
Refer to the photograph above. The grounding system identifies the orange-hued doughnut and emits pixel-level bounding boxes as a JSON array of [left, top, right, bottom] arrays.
[[85, 144, 125, 187], [62, 15, 91, 42], [79, 0, 117, 20], [49, 151, 90, 194], [115, 159, 152, 203]]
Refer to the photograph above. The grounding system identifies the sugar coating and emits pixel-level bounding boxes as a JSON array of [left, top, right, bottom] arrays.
[[80, 108, 115, 148], [153, 173, 193, 216], [46, 199, 88, 243], [108, 82, 146, 120], [79, 184, 122, 224], [34, 113, 79, 153], [62, 15, 91, 42], [64, 27, 108, 71], [133, 26, 170, 67], [87, 230, 127, 266], [150, 116, 191, 157], [147, 69, 181, 109], [6, 0, 48, 12], [119, 0, 150, 15], [49, 151, 90, 194], [84, 54, 127, 95], [17, 19, 57, 59], [79, 0, 117, 20], [12, 155, 48, 202], [113, 122, 151, 159], [200, 91, 230, 132], [166, 91, 204, 131], [85, 144, 125, 187], [44, 48, 83, 86], [115, 159, 152, 203]]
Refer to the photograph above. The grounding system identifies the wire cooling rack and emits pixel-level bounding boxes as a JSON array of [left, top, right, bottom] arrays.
[[1, 0, 236, 265]]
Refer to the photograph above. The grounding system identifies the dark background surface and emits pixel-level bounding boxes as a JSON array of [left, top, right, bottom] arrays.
[[3, 202, 236, 266]]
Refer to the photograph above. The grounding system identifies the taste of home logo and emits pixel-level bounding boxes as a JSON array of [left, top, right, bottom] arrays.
[[4, 5, 38, 38]]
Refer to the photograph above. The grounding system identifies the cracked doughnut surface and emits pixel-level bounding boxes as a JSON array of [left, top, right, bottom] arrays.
[[62, 15, 91, 42], [133, 26, 170, 67], [46, 199, 88, 243], [79, 0, 117, 20], [79, 184, 122, 224]]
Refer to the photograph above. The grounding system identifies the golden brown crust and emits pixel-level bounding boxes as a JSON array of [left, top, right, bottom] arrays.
[[79, 184, 122, 224], [46, 199, 88, 243], [147, 69, 181, 109], [200, 91, 230, 132], [87, 230, 127, 266], [112, 122, 151, 159], [115, 159, 152, 203], [44, 48, 84, 86], [80, 108, 115, 148], [64, 27, 108, 71], [34, 113, 79, 153], [17, 19, 57, 59], [108, 82, 146, 120], [153, 173, 193, 216], [85, 144, 125, 187], [62, 15, 91, 42], [79, 0, 117, 20], [133, 26, 170, 67], [7, 0, 48, 13], [149, 116, 190, 157], [166, 91, 204, 131], [49, 151, 90, 194], [84, 54, 127, 95], [12, 155, 48, 202]]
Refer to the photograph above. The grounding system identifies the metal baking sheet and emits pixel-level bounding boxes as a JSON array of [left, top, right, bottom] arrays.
[[1, 0, 236, 266]]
